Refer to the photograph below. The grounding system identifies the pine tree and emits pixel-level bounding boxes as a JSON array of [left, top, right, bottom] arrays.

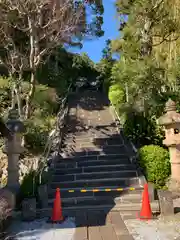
[[111, 0, 180, 116]]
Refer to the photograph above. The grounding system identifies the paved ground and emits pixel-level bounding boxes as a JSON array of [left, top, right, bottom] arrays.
[[7, 211, 134, 240], [6, 210, 180, 240]]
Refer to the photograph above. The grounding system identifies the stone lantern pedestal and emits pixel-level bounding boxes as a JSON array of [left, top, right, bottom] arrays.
[[3, 109, 25, 192], [158, 99, 180, 193]]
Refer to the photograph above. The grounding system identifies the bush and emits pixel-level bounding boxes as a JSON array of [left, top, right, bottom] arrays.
[[138, 145, 170, 188], [25, 121, 50, 154], [108, 83, 125, 109], [124, 112, 164, 147], [20, 170, 38, 199], [33, 85, 59, 115], [24, 114, 56, 154]]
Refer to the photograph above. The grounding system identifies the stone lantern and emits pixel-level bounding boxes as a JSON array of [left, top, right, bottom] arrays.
[[3, 109, 25, 191], [158, 99, 180, 192]]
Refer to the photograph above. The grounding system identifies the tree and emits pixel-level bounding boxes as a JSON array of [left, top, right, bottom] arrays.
[[96, 39, 116, 93], [115, 0, 180, 57], [110, 0, 180, 116], [0, 25, 28, 118], [0, 0, 104, 119]]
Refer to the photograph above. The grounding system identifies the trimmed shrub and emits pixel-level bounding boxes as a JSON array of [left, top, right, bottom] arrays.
[[138, 145, 170, 188], [108, 83, 125, 109]]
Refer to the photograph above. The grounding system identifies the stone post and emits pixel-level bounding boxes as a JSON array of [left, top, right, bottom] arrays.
[[3, 109, 25, 192], [158, 99, 180, 192]]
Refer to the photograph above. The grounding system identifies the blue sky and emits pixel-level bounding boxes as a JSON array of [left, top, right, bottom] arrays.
[[70, 0, 120, 63]]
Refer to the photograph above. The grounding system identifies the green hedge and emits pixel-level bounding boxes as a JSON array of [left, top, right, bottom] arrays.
[[138, 145, 170, 188]]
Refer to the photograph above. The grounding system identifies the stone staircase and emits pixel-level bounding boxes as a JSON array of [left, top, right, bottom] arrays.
[[48, 90, 159, 213]]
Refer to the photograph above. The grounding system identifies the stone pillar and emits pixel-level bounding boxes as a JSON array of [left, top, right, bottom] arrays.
[[3, 109, 25, 192], [158, 99, 180, 192]]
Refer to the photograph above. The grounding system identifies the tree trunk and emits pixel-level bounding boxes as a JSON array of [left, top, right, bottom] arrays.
[[11, 84, 15, 109], [125, 83, 129, 102], [14, 85, 23, 119], [25, 18, 36, 120], [141, 17, 153, 56], [24, 72, 36, 119]]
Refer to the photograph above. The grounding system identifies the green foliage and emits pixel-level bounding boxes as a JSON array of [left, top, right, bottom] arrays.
[[96, 40, 116, 95], [0, 77, 11, 112], [138, 145, 171, 188], [20, 170, 38, 198], [33, 85, 59, 115], [24, 116, 55, 154], [103, 77, 111, 95], [19, 168, 49, 200], [124, 112, 164, 146], [108, 83, 125, 110]]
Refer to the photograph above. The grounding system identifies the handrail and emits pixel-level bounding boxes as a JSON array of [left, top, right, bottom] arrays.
[[36, 83, 72, 185], [109, 101, 148, 186], [109, 101, 138, 154]]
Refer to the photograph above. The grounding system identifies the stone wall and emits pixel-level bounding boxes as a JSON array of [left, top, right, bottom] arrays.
[[0, 149, 41, 187]]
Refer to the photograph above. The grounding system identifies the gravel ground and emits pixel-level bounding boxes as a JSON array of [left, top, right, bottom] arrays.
[[124, 198, 180, 240], [124, 217, 180, 240]]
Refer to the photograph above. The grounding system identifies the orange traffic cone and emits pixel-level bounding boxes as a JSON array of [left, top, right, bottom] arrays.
[[50, 188, 64, 223], [138, 183, 152, 220]]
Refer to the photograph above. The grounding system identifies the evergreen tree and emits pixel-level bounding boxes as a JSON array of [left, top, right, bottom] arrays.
[[111, 0, 180, 117]]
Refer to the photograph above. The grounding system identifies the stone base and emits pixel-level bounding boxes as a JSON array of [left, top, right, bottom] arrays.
[[38, 185, 48, 209], [158, 190, 174, 216], [167, 178, 180, 194], [22, 198, 36, 221]]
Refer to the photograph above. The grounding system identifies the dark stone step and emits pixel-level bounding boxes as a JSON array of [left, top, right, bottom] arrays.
[[48, 187, 143, 199], [51, 177, 140, 189], [43, 200, 160, 213], [49, 194, 142, 204], [64, 130, 120, 137], [48, 196, 142, 209], [62, 139, 123, 149], [52, 171, 137, 182], [61, 145, 127, 156], [55, 158, 131, 169], [54, 164, 136, 175], [58, 153, 129, 162]]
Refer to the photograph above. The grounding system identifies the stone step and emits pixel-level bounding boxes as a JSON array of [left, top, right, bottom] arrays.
[[48, 187, 143, 199], [50, 177, 140, 189], [62, 142, 123, 149], [52, 170, 137, 182], [58, 153, 130, 161], [54, 164, 137, 175], [64, 133, 121, 141], [48, 195, 144, 208], [60, 146, 127, 157], [55, 158, 131, 169], [37, 201, 160, 217]]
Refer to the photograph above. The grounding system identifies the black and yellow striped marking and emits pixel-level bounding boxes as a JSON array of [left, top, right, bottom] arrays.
[[68, 187, 136, 193]]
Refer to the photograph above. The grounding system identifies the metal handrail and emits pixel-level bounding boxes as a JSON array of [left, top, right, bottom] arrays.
[[37, 83, 72, 184]]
